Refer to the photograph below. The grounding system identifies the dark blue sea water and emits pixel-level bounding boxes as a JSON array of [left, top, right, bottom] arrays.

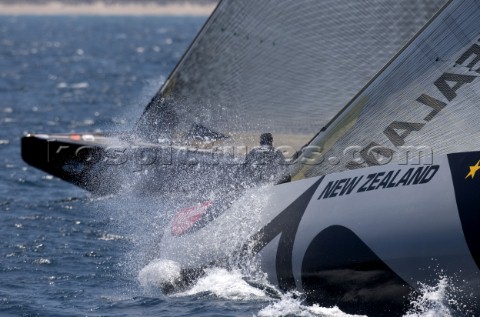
[[0, 15, 459, 317]]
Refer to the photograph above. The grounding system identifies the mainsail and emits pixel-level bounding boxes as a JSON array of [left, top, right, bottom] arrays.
[[291, 0, 480, 180], [135, 0, 446, 153]]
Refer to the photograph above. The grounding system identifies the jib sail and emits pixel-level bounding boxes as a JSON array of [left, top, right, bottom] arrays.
[[135, 0, 445, 153]]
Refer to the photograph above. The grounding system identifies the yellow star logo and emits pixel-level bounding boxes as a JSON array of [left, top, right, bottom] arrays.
[[466, 160, 480, 179]]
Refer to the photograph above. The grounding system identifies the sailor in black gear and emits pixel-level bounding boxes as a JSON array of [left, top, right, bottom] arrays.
[[244, 133, 286, 182]]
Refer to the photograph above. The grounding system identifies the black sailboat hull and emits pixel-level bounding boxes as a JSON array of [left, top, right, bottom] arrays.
[[157, 151, 480, 316]]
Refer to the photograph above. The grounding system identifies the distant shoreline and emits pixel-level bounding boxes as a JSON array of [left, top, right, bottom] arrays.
[[0, 2, 215, 16]]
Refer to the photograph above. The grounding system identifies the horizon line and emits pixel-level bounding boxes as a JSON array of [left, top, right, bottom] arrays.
[[0, 2, 216, 16]]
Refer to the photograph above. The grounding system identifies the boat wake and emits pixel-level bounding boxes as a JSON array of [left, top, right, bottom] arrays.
[[136, 261, 465, 317], [257, 291, 366, 317], [175, 267, 268, 301]]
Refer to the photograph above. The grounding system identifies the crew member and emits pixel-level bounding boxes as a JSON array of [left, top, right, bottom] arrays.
[[244, 133, 286, 182]]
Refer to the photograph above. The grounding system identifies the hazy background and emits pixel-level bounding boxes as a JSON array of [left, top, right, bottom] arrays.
[[0, 0, 217, 4], [0, 0, 218, 15]]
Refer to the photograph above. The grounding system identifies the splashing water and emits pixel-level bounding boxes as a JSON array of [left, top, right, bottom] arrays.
[[136, 264, 364, 317], [404, 277, 457, 317], [176, 268, 268, 301], [257, 292, 366, 317], [138, 259, 182, 290], [135, 259, 473, 317], [258, 276, 470, 317]]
